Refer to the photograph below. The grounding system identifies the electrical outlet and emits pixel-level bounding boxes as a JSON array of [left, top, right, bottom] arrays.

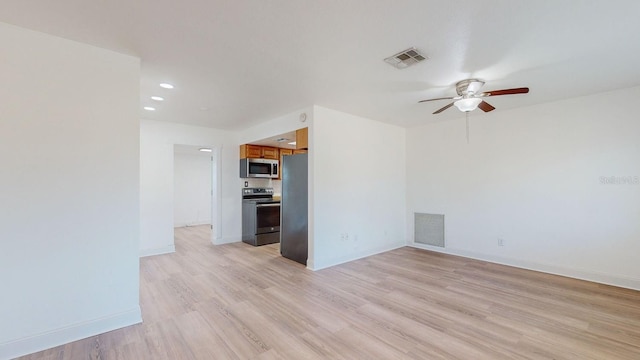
[[498, 238, 505, 247]]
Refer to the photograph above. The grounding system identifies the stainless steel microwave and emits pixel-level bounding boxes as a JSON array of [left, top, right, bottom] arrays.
[[240, 158, 278, 178]]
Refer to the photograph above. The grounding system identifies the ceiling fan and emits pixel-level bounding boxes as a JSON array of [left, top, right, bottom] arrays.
[[419, 79, 529, 114]]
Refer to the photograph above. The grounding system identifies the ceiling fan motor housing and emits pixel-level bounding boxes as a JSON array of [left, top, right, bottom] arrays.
[[456, 79, 485, 96]]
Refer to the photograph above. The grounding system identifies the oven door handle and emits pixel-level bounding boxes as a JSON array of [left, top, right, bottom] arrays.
[[256, 203, 280, 208]]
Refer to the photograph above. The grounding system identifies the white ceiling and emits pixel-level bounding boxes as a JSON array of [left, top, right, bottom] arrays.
[[2, 1, 640, 130], [251, 131, 298, 149]]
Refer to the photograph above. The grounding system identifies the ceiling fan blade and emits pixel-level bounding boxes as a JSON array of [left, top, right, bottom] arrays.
[[433, 102, 454, 114], [418, 96, 456, 103], [483, 87, 529, 97], [478, 100, 495, 112]]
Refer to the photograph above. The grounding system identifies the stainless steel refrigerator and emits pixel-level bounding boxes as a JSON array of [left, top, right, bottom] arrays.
[[280, 153, 308, 265]]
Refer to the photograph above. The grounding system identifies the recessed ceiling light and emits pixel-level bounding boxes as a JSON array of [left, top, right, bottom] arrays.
[[159, 83, 174, 89], [143, 106, 156, 111], [151, 96, 164, 101], [199, 148, 212, 152], [288, 141, 297, 146]]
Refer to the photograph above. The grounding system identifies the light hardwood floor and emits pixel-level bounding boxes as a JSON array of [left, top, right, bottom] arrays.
[[19, 225, 640, 359]]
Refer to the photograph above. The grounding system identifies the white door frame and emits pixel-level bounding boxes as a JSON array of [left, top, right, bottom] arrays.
[[211, 146, 223, 244]]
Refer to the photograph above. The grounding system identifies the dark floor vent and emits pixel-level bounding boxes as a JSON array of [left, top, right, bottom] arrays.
[[414, 213, 445, 247]]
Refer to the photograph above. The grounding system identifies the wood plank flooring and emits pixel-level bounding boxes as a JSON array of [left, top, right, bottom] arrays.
[[19, 225, 640, 359]]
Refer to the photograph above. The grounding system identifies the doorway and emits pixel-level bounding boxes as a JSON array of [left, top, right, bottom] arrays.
[[173, 144, 218, 249]]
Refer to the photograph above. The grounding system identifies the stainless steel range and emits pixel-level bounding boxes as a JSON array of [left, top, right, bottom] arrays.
[[241, 187, 280, 246]]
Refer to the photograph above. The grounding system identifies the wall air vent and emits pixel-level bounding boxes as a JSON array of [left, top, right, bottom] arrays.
[[414, 213, 444, 247], [384, 47, 428, 69]]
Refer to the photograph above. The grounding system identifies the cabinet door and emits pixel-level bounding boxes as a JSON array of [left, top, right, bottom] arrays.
[[293, 149, 307, 154], [262, 146, 279, 160], [279, 148, 293, 157], [240, 144, 263, 159], [296, 128, 308, 149]]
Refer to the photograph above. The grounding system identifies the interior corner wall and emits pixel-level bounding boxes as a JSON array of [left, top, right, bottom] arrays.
[[406, 86, 640, 290], [0, 23, 141, 359], [311, 106, 406, 270], [139, 119, 241, 255]]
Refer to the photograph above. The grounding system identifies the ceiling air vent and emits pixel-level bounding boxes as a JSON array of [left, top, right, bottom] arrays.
[[384, 47, 428, 69]]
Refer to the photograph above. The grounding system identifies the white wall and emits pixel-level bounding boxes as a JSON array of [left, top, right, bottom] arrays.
[[0, 23, 141, 359], [239, 106, 313, 145], [311, 106, 407, 270], [173, 151, 213, 227], [406, 86, 640, 290], [140, 120, 240, 256]]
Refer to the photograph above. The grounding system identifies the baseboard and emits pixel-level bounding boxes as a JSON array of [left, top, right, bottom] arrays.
[[173, 222, 210, 228], [0, 307, 142, 360], [139, 244, 175, 257], [306, 258, 315, 270], [212, 236, 241, 245], [409, 242, 640, 291], [310, 242, 406, 271]]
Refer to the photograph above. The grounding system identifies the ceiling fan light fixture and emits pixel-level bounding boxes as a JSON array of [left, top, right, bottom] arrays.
[[454, 97, 482, 112]]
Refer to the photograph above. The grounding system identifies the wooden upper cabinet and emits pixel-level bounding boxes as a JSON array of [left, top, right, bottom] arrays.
[[293, 149, 307, 154], [240, 144, 279, 159], [261, 146, 279, 160], [240, 144, 261, 159], [296, 128, 308, 150], [279, 148, 293, 157]]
